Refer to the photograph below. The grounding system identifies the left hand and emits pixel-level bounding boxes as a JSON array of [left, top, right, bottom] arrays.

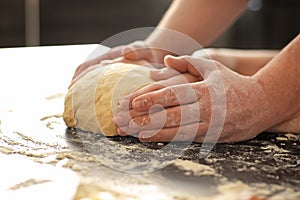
[[114, 55, 274, 143], [69, 41, 171, 87]]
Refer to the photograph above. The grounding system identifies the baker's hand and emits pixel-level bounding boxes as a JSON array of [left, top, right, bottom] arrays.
[[114, 55, 274, 143], [70, 41, 171, 87]]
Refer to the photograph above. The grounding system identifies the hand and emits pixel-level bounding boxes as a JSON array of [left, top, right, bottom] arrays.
[[113, 66, 200, 134], [70, 41, 172, 87], [114, 55, 274, 143]]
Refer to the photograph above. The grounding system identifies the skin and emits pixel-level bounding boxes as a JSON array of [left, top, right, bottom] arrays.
[[146, 0, 248, 53], [71, 0, 249, 85], [70, 0, 300, 142], [203, 48, 279, 76], [114, 35, 300, 143]]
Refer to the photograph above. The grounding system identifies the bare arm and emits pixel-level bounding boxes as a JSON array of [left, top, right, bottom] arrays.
[[71, 0, 248, 83], [207, 44, 300, 134], [253, 34, 300, 128], [207, 39, 300, 134], [145, 0, 249, 62], [206, 48, 279, 76]]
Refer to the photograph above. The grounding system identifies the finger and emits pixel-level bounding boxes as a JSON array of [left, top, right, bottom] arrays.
[[116, 77, 178, 111], [76, 48, 120, 74], [123, 73, 199, 110], [102, 56, 152, 68], [164, 55, 201, 77], [122, 45, 140, 60], [69, 61, 100, 88], [117, 127, 126, 136], [132, 82, 207, 112], [117, 126, 140, 137], [149, 68, 180, 81], [120, 58, 153, 68], [70, 46, 126, 85], [138, 122, 209, 143], [165, 55, 217, 79], [69, 63, 103, 88], [117, 127, 128, 136], [124, 41, 172, 67], [123, 41, 152, 61], [124, 46, 152, 62], [127, 102, 210, 134], [114, 108, 149, 128], [71, 57, 135, 87], [135, 72, 199, 98], [70, 56, 151, 88]]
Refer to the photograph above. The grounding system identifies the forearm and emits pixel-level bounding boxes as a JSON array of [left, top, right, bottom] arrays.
[[208, 48, 279, 76], [145, 0, 248, 61], [253, 34, 300, 127]]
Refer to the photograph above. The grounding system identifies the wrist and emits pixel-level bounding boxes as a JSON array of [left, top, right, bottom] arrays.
[[251, 74, 291, 131], [231, 76, 277, 138]]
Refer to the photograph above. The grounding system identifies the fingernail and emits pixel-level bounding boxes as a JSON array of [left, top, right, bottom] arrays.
[[129, 122, 141, 133], [132, 99, 143, 109], [101, 60, 113, 65], [119, 94, 132, 108], [113, 115, 127, 127], [117, 127, 128, 136], [139, 131, 155, 139], [139, 134, 151, 141], [139, 132, 155, 142], [119, 99, 130, 109]]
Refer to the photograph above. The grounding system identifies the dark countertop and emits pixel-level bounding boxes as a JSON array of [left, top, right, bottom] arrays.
[[65, 128, 300, 198]]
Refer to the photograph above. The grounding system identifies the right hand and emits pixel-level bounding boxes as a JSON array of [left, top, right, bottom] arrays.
[[70, 41, 172, 87], [114, 55, 273, 143]]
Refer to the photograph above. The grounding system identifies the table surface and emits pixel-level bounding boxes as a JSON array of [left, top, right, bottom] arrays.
[[0, 45, 299, 200]]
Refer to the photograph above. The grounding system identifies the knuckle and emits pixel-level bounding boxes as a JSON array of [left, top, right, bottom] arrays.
[[164, 88, 177, 103], [166, 109, 179, 127], [192, 83, 204, 100], [151, 83, 165, 91], [143, 94, 154, 107], [181, 55, 190, 60], [211, 60, 222, 69]]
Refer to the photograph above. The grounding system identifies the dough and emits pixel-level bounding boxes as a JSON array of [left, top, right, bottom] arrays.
[[63, 63, 154, 136]]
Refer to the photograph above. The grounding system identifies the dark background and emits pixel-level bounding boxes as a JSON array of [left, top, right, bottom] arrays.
[[0, 0, 299, 49]]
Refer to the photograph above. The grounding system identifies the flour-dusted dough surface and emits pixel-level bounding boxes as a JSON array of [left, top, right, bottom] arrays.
[[63, 63, 154, 136]]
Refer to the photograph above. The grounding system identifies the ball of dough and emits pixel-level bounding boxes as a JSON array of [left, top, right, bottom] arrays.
[[63, 63, 154, 136]]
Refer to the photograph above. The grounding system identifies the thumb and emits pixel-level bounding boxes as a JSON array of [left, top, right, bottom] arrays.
[[149, 68, 179, 81], [165, 55, 216, 79]]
